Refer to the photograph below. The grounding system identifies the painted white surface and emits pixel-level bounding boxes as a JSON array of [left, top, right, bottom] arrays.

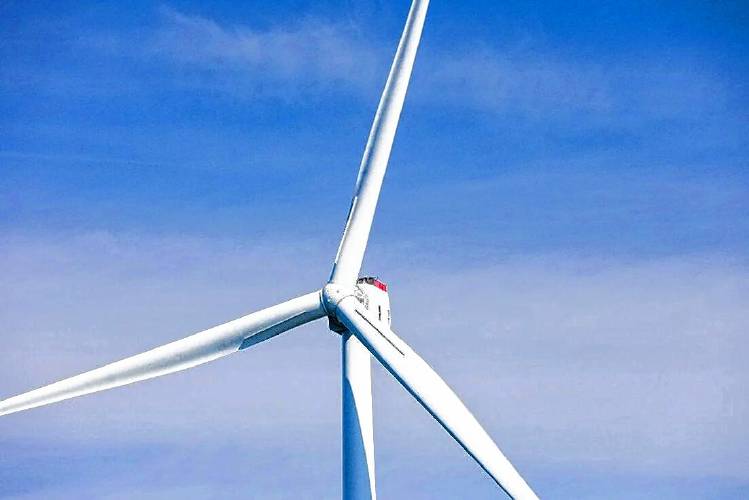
[[329, 0, 430, 286], [334, 293, 539, 500], [342, 332, 377, 500], [0, 291, 325, 416]]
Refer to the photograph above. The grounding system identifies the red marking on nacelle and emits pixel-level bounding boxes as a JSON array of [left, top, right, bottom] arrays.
[[357, 276, 388, 292]]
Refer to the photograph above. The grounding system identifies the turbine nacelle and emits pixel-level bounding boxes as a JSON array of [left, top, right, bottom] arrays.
[[356, 277, 391, 327]]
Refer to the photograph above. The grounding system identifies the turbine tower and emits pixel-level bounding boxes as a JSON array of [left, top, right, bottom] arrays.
[[0, 1, 538, 498]]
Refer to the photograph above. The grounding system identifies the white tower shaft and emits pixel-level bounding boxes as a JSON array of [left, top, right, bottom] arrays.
[[342, 333, 377, 500]]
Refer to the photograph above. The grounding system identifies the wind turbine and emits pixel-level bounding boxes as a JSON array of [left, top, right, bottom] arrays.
[[0, 1, 538, 498]]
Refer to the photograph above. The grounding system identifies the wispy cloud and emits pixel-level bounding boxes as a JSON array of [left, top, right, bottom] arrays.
[[143, 8, 613, 113], [144, 7, 384, 96], [415, 47, 733, 127], [416, 44, 611, 117]]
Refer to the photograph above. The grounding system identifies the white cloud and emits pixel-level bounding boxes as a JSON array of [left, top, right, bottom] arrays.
[[146, 7, 383, 96], [415, 44, 611, 117]]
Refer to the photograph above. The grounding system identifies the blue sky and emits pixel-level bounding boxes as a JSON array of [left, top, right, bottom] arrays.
[[1, 1, 747, 498]]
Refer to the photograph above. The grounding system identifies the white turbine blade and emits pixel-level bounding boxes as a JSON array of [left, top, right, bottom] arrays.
[[334, 296, 539, 500], [0, 291, 325, 417], [329, 0, 430, 285]]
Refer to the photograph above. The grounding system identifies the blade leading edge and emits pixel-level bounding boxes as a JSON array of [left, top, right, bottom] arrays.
[[333, 295, 539, 500], [0, 291, 325, 416], [329, 0, 430, 285]]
